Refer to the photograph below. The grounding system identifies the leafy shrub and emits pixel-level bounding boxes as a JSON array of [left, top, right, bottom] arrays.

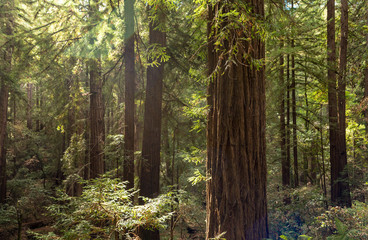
[[308, 201, 368, 239], [31, 175, 175, 239]]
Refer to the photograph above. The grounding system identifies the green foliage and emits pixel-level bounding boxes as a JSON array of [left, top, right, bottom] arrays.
[[40, 175, 175, 239], [309, 202, 368, 240]]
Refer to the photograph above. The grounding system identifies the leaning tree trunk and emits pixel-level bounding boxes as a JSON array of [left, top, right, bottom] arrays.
[[336, 0, 351, 207], [139, 4, 165, 240], [123, 0, 135, 189], [206, 0, 268, 239]]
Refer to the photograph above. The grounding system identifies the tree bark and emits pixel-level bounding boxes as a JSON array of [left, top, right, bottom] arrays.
[[89, 59, 105, 179], [0, 0, 13, 203], [336, 0, 351, 207], [280, 42, 289, 187], [27, 83, 33, 130], [123, 0, 135, 189], [291, 38, 298, 187], [206, 1, 268, 239], [139, 4, 165, 240]]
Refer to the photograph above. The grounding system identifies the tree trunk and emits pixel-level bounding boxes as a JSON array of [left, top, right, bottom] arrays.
[[286, 53, 291, 184], [280, 42, 289, 187], [89, 59, 105, 179], [291, 38, 298, 187], [336, 0, 351, 207], [206, 1, 268, 239], [139, 4, 165, 240], [365, 10, 368, 132], [0, 0, 13, 203], [123, 0, 135, 189], [27, 83, 33, 130]]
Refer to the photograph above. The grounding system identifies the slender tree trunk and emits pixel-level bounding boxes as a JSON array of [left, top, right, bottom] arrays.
[[206, 1, 268, 239], [280, 42, 289, 187], [291, 39, 298, 187], [139, 4, 165, 240], [286, 53, 291, 183], [123, 0, 135, 189], [27, 83, 33, 130], [327, 0, 340, 206], [336, 0, 351, 207]]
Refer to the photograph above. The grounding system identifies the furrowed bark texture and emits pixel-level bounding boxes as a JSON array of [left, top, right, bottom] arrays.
[[123, 0, 135, 189], [0, 0, 13, 203], [336, 0, 351, 207], [327, 0, 340, 206], [89, 59, 105, 179], [206, 0, 268, 239], [139, 6, 165, 240]]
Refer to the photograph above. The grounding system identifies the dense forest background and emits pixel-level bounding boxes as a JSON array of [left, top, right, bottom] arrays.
[[0, 0, 368, 239]]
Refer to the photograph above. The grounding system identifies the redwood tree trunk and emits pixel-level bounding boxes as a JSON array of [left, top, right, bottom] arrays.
[[280, 42, 289, 187], [291, 38, 298, 187], [139, 5, 165, 240], [327, 0, 340, 206], [123, 0, 135, 189], [336, 0, 351, 207], [206, 1, 268, 239], [0, 0, 13, 203], [89, 59, 105, 179], [27, 83, 33, 130]]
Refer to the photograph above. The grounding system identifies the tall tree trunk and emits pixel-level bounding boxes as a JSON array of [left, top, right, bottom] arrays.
[[280, 42, 289, 187], [123, 0, 135, 189], [139, 4, 165, 240], [291, 38, 298, 187], [206, 1, 268, 239], [286, 53, 291, 183], [336, 0, 351, 207], [327, 0, 340, 206], [0, 0, 13, 203], [89, 59, 105, 179]]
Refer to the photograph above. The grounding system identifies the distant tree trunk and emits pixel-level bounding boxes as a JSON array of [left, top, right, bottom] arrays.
[[27, 83, 33, 130], [89, 59, 105, 179], [280, 42, 289, 187], [206, 1, 268, 239], [291, 38, 298, 187], [0, 0, 13, 203], [286, 53, 291, 183], [139, 4, 165, 240], [123, 0, 135, 189], [336, 0, 351, 207]]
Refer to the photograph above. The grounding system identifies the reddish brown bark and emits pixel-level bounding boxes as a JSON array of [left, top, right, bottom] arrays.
[[123, 0, 135, 189], [206, 0, 268, 239], [335, 0, 351, 207], [89, 59, 105, 179], [139, 5, 166, 240], [0, 0, 13, 203]]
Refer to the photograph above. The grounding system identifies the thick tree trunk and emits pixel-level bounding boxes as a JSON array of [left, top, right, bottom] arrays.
[[139, 5, 165, 240], [336, 0, 351, 207], [0, 1, 13, 203], [206, 1, 268, 239], [123, 0, 135, 189], [89, 59, 105, 179], [280, 42, 289, 187]]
